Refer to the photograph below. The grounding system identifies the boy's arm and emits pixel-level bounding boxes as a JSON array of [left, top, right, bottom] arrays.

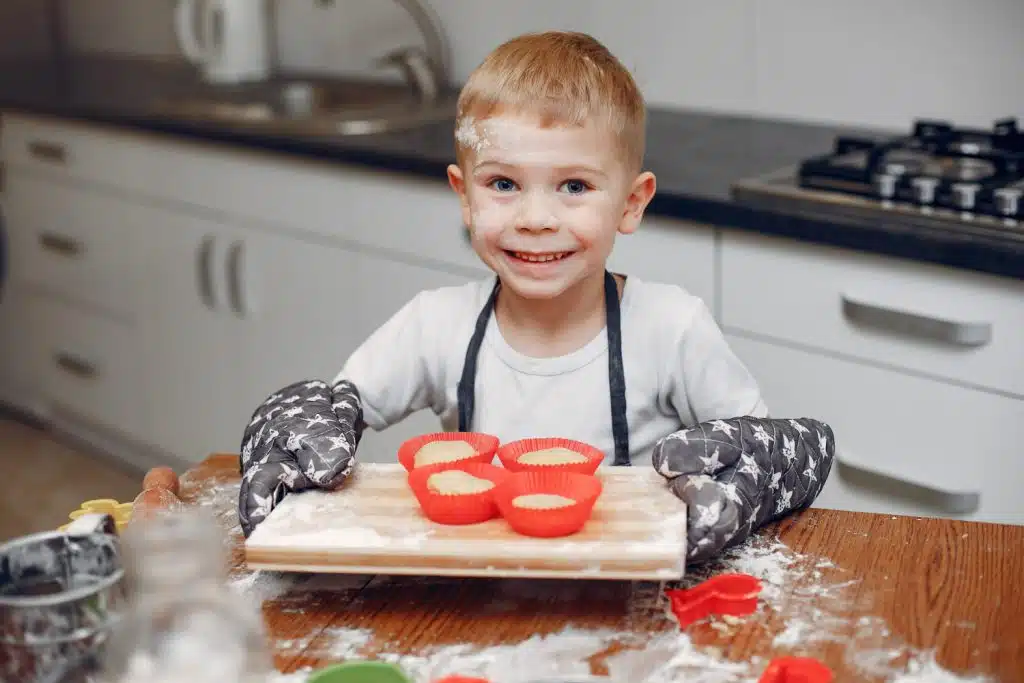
[[238, 292, 444, 537], [656, 301, 836, 563]]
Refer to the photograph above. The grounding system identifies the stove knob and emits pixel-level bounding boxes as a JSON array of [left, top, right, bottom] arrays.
[[911, 177, 939, 204], [873, 174, 898, 199], [952, 182, 981, 210], [993, 188, 1022, 217]]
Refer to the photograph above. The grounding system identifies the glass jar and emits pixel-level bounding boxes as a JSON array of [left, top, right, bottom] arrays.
[[98, 508, 272, 683]]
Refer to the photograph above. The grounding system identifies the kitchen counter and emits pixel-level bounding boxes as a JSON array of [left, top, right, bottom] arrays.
[[1, 57, 1022, 281], [179, 454, 1023, 682]]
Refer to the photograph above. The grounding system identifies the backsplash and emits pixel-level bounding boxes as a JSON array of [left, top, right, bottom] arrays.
[[61, 0, 1024, 131]]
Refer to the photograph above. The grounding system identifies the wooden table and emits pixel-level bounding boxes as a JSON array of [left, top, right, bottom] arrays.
[[178, 455, 1024, 682]]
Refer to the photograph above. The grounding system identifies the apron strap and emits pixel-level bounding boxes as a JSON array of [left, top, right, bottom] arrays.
[[604, 271, 631, 466], [457, 277, 500, 433], [457, 272, 631, 465]]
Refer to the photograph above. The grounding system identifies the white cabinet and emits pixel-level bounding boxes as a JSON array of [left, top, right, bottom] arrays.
[[139, 209, 376, 465], [727, 333, 1024, 525], [4, 172, 144, 319], [232, 230, 365, 412], [30, 296, 145, 436], [137, 205, 249, 463], [2, 166, 148, 434], [720, 229, 1024, 524]]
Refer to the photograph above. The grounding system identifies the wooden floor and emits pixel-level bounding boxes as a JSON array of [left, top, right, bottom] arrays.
[[0, 417, 144, 541]]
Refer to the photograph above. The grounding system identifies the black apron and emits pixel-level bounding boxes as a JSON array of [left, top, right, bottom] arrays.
[[456, 270, 631, 466]]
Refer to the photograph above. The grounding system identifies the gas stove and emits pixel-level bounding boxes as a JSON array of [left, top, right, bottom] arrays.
[[732, 117, 1024, 242]]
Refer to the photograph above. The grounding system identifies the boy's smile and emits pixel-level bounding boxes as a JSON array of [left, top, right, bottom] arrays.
[[448, 113, 656, 305]]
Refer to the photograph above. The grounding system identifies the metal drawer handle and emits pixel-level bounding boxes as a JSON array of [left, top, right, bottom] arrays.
[[226, 240, 249, 318], [197, 235, 216, 310], [54, 352, 98, 380], [841, 293, 992, 347], [28, 140, 68, 165], [39, 232, 85, 257]]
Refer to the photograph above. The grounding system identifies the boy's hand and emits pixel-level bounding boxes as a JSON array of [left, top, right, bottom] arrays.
[[652, 417, 835, 563], [238, 379, 363, 537]]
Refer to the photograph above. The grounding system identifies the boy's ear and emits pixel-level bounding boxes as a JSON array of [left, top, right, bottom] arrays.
[[619, 171, 657, 235], [447, 164, 473, 229]]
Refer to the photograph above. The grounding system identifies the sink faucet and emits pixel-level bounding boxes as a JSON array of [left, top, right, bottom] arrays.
[[310, 0, 451, 100]]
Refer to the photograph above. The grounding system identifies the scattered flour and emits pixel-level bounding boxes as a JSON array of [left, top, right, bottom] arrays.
[[890, 653, 994, 683], [185, 477, 994, 682], [180, 475, 243, 541], [260, 536, 993, 682]]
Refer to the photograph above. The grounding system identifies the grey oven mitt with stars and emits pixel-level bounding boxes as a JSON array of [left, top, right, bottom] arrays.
[[238, 379, 363, 537], [652, 417, 836, 564]]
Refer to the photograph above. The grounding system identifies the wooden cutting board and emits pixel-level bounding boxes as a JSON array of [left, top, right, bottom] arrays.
[[244, 463, 688, 581]]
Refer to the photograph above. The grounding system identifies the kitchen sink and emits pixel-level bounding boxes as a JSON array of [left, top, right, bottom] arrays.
[[147, 77, 457, 136]]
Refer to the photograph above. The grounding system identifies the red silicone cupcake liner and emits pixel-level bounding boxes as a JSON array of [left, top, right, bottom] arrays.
[[397, 432, 499, 473], [493, 470, 603, 538], [408, 462, 511, 525], [496, 438, 604, 475]]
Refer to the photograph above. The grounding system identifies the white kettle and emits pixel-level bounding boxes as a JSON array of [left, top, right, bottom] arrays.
[[174, 0, 272, 84]]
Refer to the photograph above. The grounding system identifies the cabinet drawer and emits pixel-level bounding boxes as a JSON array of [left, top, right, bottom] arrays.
[[720, 230, 1024, 397], [30, 296, 145, 437], [608, 217, 716, 312], [727, 332, 1024, 525], [2, 114, 83, 178], [5, 172, 140, 317]]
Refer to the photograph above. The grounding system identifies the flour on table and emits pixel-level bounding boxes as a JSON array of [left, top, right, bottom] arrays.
[[179, 474, 242, 541], [889, 653, 993, 683], [184, 471, 992, 682], [255, 533, 990, 682], [684, 535, 994, 682]]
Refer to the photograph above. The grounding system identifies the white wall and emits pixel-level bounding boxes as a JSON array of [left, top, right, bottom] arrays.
[[62, 0, 1024, 132]]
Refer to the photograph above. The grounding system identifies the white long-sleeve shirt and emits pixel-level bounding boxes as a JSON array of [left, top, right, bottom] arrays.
[[335, 276, 768, 466]]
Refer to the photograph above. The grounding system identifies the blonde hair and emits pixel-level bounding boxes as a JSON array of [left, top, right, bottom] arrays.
[[454, 31, 646, 172]]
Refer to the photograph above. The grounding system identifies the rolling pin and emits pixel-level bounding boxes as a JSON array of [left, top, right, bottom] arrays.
[[131, 466, 184, 521]]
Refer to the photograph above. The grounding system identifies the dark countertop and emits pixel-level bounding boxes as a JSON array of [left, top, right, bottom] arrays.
[[2, 57, 1021, 281]]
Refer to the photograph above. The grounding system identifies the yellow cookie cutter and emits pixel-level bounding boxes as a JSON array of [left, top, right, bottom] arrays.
[[59, 499, 134, 533]]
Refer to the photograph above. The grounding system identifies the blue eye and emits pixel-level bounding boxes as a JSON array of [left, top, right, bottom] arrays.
[[490, 178, 517, 192], [561, 179, 588, 194]]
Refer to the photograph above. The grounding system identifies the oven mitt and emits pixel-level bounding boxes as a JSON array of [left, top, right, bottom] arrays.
[[238, 379, 363, 537], [652, 417, 835, 563]]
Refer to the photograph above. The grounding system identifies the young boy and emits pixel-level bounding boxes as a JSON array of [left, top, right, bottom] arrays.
[[238, 31, 835, 563]]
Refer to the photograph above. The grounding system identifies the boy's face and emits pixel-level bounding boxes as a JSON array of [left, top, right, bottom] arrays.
[[448, 113, 656, 301]]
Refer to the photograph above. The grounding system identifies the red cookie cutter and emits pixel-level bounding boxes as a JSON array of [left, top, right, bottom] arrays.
[[665, 572, 763, 628], [758, 656, 833, 683]]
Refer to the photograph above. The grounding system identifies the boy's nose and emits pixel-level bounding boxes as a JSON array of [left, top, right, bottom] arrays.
[[516, 192, 559, 231]]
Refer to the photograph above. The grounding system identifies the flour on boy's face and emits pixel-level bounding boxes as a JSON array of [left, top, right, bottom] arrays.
[[459, 113, 634, 301]]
